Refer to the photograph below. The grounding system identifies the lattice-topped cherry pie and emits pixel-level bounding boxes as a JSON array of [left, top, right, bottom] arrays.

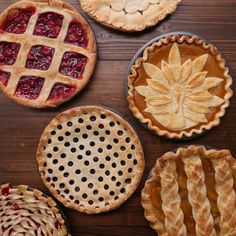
[[142, 145, 236, 235], [0, 183, 70, 235], [0, 0, 96, 108]]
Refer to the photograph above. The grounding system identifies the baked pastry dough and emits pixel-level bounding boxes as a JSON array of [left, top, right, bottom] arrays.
[[0, 0, 96, 108], [141, 145, 236, 236], [128, 35, 233, 139], [0, 183, 70, 236], [79, 0, 182, 32], [37, 106, 145, 214]]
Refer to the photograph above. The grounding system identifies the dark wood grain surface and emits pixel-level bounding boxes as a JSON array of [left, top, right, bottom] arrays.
[[0, 0, 236, 235]]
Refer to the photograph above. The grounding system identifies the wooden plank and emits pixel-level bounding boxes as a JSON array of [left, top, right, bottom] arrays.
[[0, 0, 236, 235]]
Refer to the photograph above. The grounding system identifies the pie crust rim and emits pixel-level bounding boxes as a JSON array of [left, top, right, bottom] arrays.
[[127, 34, 233, 139]]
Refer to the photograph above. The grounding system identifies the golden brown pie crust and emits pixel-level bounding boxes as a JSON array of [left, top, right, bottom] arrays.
[[128, 35, 233, 139], [0, 0, 97, 108], [37, 106, 145, 214], [0, 183, 70, 235], [79, 0, 182, 32], [141, 145, 236, 236]]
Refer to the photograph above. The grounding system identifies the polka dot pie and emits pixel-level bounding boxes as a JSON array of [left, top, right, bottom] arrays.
[[37, 106, 145, 214]]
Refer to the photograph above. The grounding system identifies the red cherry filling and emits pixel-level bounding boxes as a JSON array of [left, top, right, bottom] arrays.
[[15, 76, 44, 99], [26, 45, 55, 70], [33, 12, 64, 38], [55, 221, 62, 229], [48, 83, 76, 101], [0, 70, 11, 86], [65, 20, 88, 48], [11, 203, 20, 211], [1, 7, 35, 34], [1, 185, 10, 196], [59, 52, 87, 79], [0, 42, 20, 65]]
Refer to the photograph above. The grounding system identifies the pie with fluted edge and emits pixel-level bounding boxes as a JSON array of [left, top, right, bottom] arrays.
[[128, 35, 233, 139], [0, 0, 96, 108], [142, 145, 236, 235], [0, 183, 70, 235], [36, 105, 145, 214], [79, 0, 181, 32]]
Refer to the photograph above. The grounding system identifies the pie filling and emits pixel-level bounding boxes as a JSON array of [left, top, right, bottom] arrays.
[[26, 45, 55, 70], [0, 42, 20, 65], [1, 7, 35, 34], [0, 70, 11, 86], [48, 83, 76, 101], [14, 76, 44, 99], [65, 20, 88, 48], [33, 12, 64, 38], [59, 52, 88, 79]]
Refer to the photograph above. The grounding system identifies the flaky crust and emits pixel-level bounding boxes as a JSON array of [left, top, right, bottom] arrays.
[[127, 35, 233, 139], [0, 183, 70, 236], [36, 105, 145, 214], [0, 0, 97, 108], [141, 145, 236, 235], [79, 0, 182, 32]]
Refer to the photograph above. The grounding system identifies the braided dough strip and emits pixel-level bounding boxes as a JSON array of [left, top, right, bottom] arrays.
[[212, 156, 236, 235], [183, 154, 216, 236], [160, 160, 187, 235]]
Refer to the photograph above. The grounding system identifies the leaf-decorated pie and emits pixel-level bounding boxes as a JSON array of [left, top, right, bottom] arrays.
[[142, 145, 236, 235], [0, 0, 96, 108], [128, 35, 233, 139], [37, 106, 145, 214], [79, 0, 181, 32], [0, 183, 70, 236]]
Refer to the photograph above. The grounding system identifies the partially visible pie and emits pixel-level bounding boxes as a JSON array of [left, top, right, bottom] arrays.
[[0, 183, 70, 235], [0, 0, 96, 108], [142, 145, 236, 235], [79, 0, 182, 32], [128, 34, 233, 139], [36, 106, 145, 214]]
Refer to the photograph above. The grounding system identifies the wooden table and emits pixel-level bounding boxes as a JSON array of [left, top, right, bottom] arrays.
[[0, 0, 236, 235]]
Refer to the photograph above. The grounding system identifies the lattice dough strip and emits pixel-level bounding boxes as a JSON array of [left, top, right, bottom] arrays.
[[160, 160, 187, 235], [183, 155, 216, 236], [212, 158, 236, 235]]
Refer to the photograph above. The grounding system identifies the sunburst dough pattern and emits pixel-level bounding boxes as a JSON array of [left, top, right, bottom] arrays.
[[135, 43, 224, 130]]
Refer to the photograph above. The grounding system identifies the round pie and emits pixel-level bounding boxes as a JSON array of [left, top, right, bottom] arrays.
[[36, 106, 145, 214], [0, 183, 70, 235], [127, 34, 233, 139], [79, 0, 182, 32], [0, 0, 96, 108], [141, 145, 236, 235]]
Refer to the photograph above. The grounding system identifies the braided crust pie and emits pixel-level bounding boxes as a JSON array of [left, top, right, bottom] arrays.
[[79, 0, 181, 32], [127, 34, 233, 139], [141, 145, 236, 235], [0, 0, 96, 108], [37, 106, 145, 214], [0, 183, 70, 236]]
